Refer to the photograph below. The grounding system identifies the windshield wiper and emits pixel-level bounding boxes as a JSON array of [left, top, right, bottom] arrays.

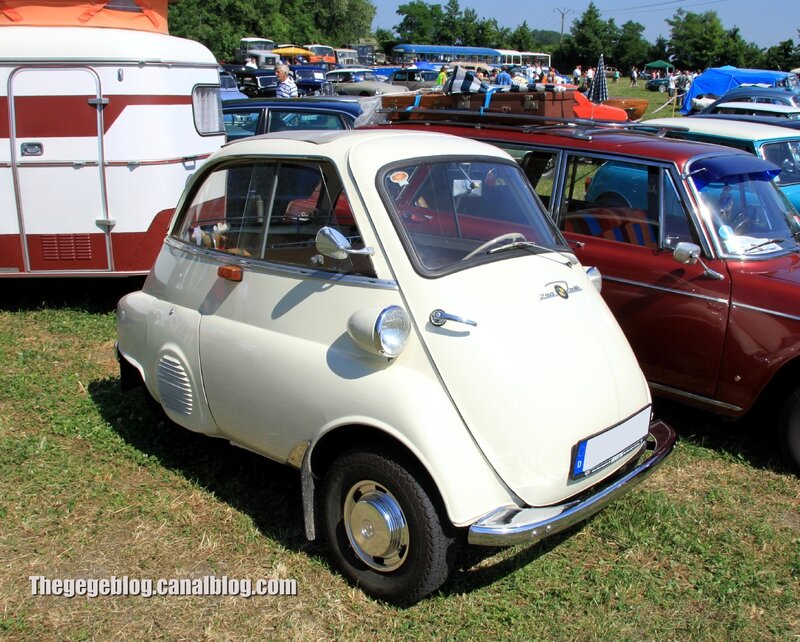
[[743, 238, 785, 254], [487, 241, 575, 266]]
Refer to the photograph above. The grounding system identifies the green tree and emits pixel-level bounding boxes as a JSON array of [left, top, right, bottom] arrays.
[[509, 21, 536, 52], [564, 2, 620, 67], [716, 26, 762, 69], [761, 38, 800, 71], [613, 20, 649, 72], [666, 9, 726, 69], [395, 0, 442, 43]]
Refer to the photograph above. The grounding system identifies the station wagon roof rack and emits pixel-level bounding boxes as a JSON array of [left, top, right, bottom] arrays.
[[374, 106, 670, 141]]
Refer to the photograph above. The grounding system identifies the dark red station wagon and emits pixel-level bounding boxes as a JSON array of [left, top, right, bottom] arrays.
[[374, 112, 800, 470]]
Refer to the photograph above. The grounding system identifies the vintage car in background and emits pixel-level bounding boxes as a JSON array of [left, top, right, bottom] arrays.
[[370, 109, 800, 471], [219, 69, 248, 101], [697, 86, 800, 113], [117, 129, 675, 603], [290, 64, 329, 95], [236, 69, 279, 98], [326, 67, 408, 96], [222, 97, 361, 141], [701, 101, 800, 121], [645, 117, 800, 210], [387, 68, 441, 91]]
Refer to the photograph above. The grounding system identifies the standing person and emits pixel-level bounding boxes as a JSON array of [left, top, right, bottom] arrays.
[[275, 64, 298, 98], [496, 66, 512, 85], [245, 56, 257, 69], [586, 65, 594, 91], [667, 72, 676, 99], [436, 65, 447, 86], [613, 68, 619, 83], [630, 66, 638, 87], [572, 64, 581, 86]]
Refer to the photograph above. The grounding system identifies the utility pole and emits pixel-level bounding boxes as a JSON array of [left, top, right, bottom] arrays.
[[554, 7, 573, 47]]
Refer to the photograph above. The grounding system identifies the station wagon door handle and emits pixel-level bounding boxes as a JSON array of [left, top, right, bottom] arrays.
[[430, 309, 477, 327]]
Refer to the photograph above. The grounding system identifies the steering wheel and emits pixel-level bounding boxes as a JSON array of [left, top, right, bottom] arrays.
[[463, 232, 526, 260], [728, 209, 750, 234]]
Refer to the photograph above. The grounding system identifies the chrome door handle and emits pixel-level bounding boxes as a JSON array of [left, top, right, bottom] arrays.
[[430, 309, 477, 327]]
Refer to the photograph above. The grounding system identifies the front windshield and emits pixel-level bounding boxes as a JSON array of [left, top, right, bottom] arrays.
[[693, 171, 800, 257], [761, 140, 800, 186], [381, 159, 569, 273]]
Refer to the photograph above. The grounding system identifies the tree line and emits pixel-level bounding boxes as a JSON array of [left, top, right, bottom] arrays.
[[168, 0, 800, 72]]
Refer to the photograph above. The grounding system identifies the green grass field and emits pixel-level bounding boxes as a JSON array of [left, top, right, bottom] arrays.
[[0, 280, 798, 641]]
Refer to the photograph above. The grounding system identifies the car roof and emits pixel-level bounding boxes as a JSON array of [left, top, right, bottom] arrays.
[[690, 113, 800, 130], [646, 116, 800, 141], [373, 119, 743, 169], [711, 102, 800, 114], [718, 85, 800, 97], [222, 97, 363, 116], [216, 128, 514, 164]]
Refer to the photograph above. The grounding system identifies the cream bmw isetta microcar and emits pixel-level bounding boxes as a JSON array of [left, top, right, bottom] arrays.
[[117, 129, 675, 604]]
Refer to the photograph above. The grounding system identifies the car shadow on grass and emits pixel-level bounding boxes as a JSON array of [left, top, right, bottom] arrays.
[[89, 376, 587, 601], [89, 379, 315, 557], [0, 277, 145, 314], [653, 399, 793, 475]]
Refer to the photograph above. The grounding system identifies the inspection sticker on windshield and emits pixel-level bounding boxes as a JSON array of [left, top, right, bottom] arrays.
[[570, 407, 650, 478], [389, 171, 409, 186]]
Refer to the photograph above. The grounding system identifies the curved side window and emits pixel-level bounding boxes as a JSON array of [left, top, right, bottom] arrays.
[[173, 160, 376, 277]]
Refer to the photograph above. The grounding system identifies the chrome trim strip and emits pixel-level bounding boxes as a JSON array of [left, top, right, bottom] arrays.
[[467, 421, 676, 546], [648, 383, 743, 412], [164, 237, 399, 290], [603, 275, 729, 305], [732, 301, 800, 324]]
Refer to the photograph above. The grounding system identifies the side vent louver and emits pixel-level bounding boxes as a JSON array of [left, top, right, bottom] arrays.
[[157, 355, 194, 416]]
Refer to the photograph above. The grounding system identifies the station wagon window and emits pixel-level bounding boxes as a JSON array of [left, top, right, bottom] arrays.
[[223, 110, 261, 140], [266, 110, 348, 132], [558, 156, 661, 249], [380, 158, 567, 274], [174, 160, 375, 277]]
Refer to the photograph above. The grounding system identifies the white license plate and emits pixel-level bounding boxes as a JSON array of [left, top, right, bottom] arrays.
[[571, 408, 650, 478]]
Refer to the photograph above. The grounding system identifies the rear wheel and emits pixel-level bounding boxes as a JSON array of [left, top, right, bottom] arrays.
[[321, 448, 456, 604], [658, 84, 666, 93], [777, 388, 800, 472]]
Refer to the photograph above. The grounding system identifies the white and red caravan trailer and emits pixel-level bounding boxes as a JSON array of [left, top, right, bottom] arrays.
[[0, 4, 225, 276]]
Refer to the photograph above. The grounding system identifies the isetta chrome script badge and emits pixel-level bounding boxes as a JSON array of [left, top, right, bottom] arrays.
[[540, 281, 582, 301]]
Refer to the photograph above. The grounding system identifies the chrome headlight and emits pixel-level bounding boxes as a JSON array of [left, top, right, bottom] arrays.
[[348, 305, 411, 358]]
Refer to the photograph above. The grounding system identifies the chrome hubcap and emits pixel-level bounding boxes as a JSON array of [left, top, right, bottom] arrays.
[[343, 480, 409, 572]]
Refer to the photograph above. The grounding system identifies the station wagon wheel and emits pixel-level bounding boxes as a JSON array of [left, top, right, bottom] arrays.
[[321, 448, 456, 604], [777, 387, 800, 472]]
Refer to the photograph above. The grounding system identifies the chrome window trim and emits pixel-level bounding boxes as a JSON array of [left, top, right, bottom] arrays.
[[602, 274, 729, 305], [164, 236, 398, 290]]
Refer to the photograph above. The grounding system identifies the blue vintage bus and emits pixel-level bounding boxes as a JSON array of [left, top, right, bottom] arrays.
[[390, 44, 502, 66]]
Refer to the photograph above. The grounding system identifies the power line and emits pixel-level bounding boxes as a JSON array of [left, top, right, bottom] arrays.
[[554, 7, 573, 46]]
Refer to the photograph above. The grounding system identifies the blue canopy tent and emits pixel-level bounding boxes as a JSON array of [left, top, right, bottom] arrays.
[[681, 66, 798, 114]]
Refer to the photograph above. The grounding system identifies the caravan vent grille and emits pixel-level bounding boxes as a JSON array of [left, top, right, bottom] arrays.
[[41, 235, 92, 261]]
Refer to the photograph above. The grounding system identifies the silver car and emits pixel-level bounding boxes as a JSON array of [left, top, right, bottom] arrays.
[[326, 67, 408, 96]]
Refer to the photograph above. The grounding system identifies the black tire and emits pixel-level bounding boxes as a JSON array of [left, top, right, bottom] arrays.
[[321, 448, 456, 604], [658, 84, 666, 93], [777, 388, 800, 472]]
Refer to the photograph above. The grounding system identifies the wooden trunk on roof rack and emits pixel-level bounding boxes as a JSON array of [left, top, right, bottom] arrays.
[[381, 90, 575, 122]]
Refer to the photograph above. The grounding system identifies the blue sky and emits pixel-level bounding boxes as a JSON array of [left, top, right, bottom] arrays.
[[371, 0, 800, 49]]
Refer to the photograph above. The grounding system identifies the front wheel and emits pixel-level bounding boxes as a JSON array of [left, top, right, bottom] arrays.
[[777, 388, 800, 472], [321, 448, 457, 604]]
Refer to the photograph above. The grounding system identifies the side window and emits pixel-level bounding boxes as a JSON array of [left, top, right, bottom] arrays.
[[493, 144, 558, 209], [662, 172, 699, 248], [267, 111, 348, 132], [558, 156, 660, 249], [223, 110, 261, 140], [173, 161, 376, 277]]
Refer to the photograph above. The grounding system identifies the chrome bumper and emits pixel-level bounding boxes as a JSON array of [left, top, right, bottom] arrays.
[[468, 420, 676, 546]]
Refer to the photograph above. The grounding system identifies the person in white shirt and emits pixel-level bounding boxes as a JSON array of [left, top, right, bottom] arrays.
[[275, 64, 298, 98]]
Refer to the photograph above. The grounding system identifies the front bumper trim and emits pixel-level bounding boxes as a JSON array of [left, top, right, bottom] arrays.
[[467, 420, 675, 546]]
